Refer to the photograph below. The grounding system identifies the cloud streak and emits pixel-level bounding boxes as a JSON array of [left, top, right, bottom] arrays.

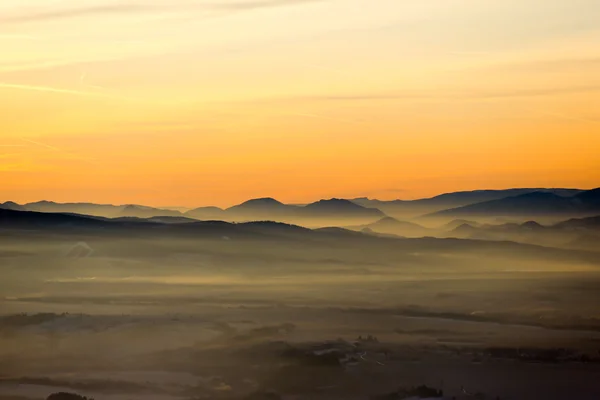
[[0, 0, 322, 24], [0, 82, 109, 98], [0, 4, 149, 24], [20, 138, 99, 166], [266, 85, 600, 103]]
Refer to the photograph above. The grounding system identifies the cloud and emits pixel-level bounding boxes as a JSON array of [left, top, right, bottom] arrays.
[[471, 85, 600, 100], [210, 0, 322, 12], [0, 0, 322, 24], [0, 82, 110, 98], [1, 4, 148, 24], [463, 56, 600, 74], [19, 138, 99, 166], [266, 85, 600, 103]]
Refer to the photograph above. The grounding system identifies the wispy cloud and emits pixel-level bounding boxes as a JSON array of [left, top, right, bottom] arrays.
[[287, 112, 363, 124], [266, 85, 600, 103], [0, 0, 322, 24], [211, 0, 322, 12], [472, 85, 600, 100], [0, 4, 149, 24], [524, 109, 600, 125], [0, 82, 110, 98], [20, 138, 99, 166], [461, 56, 600, 74]]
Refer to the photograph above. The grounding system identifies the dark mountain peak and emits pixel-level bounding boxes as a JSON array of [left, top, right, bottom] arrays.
[[444, 219, 479, 230], [184, 206, 225, 220], [521, 220, 544, 229], [226, 197, 294, 217], [427, 189, 586, 217], [0, 208, 105, 228], [233, 198, 287, 209], [118, 204, 182, 218], [303, 198, 385, 218], [122, 204, 157, 211], [1, 201, 27, 211], [189, 206, 223, 212], [553, 215, 600, 229], [28, 200, 56, 205], [377, 216, 400, 223], [452, 223, 478, 234], [515, 191, 563, 200], [307, 198, 362, 208]]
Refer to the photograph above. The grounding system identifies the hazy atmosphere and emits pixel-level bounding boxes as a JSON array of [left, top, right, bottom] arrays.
[[1, 1, 600, 400]]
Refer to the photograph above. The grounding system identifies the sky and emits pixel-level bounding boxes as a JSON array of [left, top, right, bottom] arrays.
[[0, 0, 599, 207]]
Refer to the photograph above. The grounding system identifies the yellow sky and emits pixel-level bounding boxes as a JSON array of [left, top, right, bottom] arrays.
[[1, 0, 599, 207]]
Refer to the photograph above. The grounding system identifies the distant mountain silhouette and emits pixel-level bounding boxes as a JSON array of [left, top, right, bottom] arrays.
[[451, 223, 480, 236], [521, 220, 545, 231], [19, 200, 183, 218], [427, 188, 600, 218], [0, 201, 27, 211], [118, 204, 183, 218], [300, 198, 384, 218], [194, 197, 387, 224], [3, 208, 600, 264], [0, 208, 109, 228], [227, 197, 298, 216], [445, 214, 600, 251], [184, 206, 225, 220], [3, 187, 590, 224], [553, 215, 600, 230], [444, 219, 480, 230], [113, 215, 197, 224], [349, 216, 431, 237], [352, 188, 583, 218], [24, 200, 120, 216]]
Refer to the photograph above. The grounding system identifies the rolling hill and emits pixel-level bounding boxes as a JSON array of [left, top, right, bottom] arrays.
[[351, 188, 583, 218], [427, 188, 600, 218]]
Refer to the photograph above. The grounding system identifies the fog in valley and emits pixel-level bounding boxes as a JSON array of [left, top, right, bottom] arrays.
[[1, 190, 600, 400]]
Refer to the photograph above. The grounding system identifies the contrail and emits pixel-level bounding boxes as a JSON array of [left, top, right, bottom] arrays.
[[0, 80, 182, 107], [19, 137, 99, 165], [0, 82, 109, 98], [20, 138, 62, 152]]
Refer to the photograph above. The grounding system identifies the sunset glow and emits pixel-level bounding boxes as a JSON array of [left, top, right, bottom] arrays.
[[1, 0, 599, 206]]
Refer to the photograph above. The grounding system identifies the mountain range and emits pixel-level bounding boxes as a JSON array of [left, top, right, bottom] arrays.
[[351, 188, 584, 218], [2, 187, 599, 226], [427, 188, 600, 218], [2, 207, 599, 266], [446, 215, 600, 251]]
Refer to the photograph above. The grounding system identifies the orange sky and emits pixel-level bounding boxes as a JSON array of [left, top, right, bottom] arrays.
[[1, 0, 599, 207]]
